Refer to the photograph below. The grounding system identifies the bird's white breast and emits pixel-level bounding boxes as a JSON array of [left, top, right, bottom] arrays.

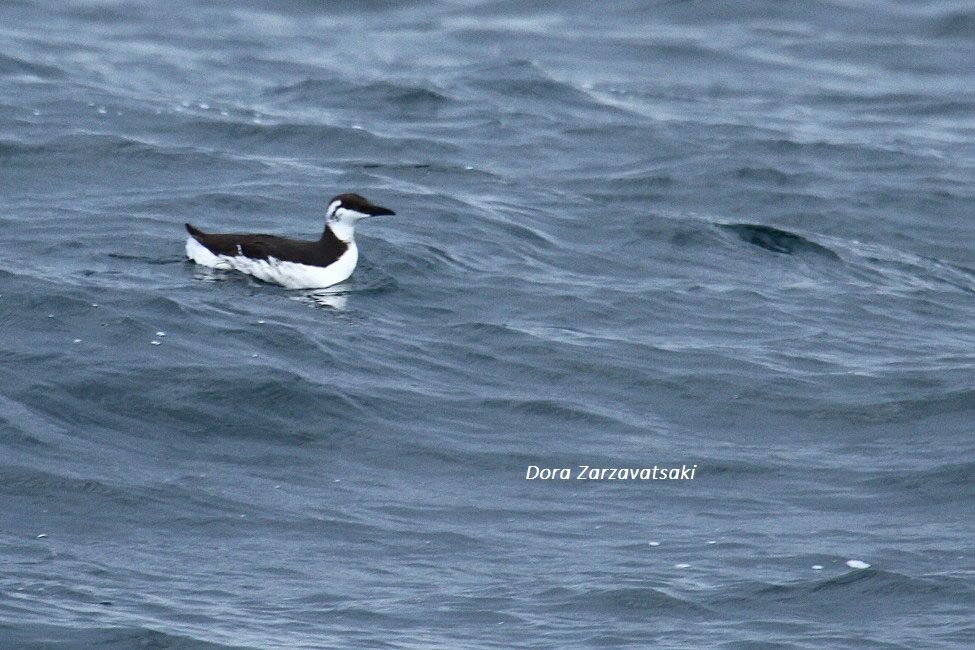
[[186, 236, 358, 289]]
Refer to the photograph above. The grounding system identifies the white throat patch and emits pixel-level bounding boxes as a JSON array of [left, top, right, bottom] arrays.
[[328, 207, 369, 242], [329, 218, 355, 242]]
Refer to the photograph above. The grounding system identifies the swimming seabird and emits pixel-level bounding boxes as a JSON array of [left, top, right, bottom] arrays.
[[184, 193, 394, 289]]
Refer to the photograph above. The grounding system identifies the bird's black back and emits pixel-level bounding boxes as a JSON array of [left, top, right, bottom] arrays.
[[185, 223, 348, 267]]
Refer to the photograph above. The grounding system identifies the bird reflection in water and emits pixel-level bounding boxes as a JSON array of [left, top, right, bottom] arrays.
[[292, 282, 352, 310]]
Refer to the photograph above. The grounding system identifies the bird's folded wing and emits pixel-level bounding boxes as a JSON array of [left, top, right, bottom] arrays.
[[238, 239, 273, 260]]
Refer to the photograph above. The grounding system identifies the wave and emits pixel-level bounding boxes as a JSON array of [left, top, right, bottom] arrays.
[[0, 625, 250, 650], [266, 78, 454, 114], [0, 133, 265, 181], [15, 363, 371, 442], [717, 223, 841, 259], [0, 464, 131, 501], [560, 586, 713, 618], [862, 461, 975, 503], [732, 166, 815, 187], [803, 90, 975, 118], [180, 118, 460, 159], [0, 53, 63, 79], [477, 397, 636, 429], [448, 59, 631, 119], [711, 568, 974, 621], [845, 243, 975, 295]]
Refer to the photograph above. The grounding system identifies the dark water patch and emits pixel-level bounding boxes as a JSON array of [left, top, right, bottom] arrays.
[[0, 624, 251, 650], [0, 420, 52, 452], [562, 586, 713, 619], [716, 569, 973, 617], [622, 216, 729, 252], [718, 224, 841, 259], [732, 167, 813, 187], [0, 54, 63, 79], [804, 91, 975, 118], [16, 363, 372, 441], [0, 465, 133, 502], [930, 10, 975, 39], [360, 162, 431, 170], [0, 139, 40, 158], [580, 174, 678, 201], [477, 397, 634, 430], [267, 78, 455, 116], [107, 253, 186, 266], [698, 461, 782, 479], [803, 389, 975, 425], [862, 462, 975, 502]]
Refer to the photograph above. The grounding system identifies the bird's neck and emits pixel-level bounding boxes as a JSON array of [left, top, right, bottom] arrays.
[[325, 219, 355, 243]]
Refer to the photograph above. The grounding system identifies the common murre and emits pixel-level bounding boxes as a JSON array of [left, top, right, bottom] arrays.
[[184, 193, 395, 289]]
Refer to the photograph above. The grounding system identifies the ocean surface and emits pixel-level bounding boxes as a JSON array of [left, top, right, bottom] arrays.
[[1, 1, 973, 647]]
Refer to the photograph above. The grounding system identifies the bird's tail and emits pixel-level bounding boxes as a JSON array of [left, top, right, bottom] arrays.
[[185, 223, 204, 239]]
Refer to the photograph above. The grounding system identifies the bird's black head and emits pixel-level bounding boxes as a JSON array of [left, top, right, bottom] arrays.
[[326, 193, 395, 221]]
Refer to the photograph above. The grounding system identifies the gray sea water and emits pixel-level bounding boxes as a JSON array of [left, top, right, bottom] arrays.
[[2, 1, 974, 648]]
